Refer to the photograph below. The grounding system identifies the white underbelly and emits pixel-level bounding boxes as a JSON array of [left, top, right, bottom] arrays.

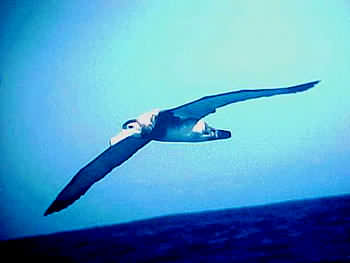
[[158, 120, 204, 142], [162, 130, 194, 142]]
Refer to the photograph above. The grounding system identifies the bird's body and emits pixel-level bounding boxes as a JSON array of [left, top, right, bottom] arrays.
[[151, 111, 230, 142], [151, 111, 198, 142], [45, 80, 320, 215]]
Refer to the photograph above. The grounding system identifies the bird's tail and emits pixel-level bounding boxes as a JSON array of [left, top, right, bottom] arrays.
[[215, 129, 231, 139]]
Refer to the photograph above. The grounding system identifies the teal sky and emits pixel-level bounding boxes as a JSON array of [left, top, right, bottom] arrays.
[[1, 1, 349, 240]]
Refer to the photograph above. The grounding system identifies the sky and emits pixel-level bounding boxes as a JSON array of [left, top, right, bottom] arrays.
[[0, 0, 349, 240]]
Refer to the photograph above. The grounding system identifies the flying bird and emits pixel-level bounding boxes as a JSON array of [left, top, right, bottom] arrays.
[[44, 80, 320, 215]]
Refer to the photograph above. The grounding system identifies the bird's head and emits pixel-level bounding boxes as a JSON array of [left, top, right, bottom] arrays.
[[122, 119, 141, 130], [109, 109, 160, 146], [134, 108, 160, 134]]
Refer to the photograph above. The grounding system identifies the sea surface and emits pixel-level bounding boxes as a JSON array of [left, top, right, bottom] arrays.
[[1, 194, 349, 262]]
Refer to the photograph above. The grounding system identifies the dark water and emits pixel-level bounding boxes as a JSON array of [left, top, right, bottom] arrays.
[[1, 194, 350, 262]]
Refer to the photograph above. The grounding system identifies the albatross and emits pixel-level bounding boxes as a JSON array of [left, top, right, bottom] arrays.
[[44, 80, 320, 215]]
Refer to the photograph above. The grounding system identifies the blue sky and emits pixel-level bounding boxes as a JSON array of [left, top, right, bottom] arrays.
[[1, 1, 349, 240]]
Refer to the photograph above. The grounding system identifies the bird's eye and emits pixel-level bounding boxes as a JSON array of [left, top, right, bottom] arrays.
[[122, 119, 137, 129]]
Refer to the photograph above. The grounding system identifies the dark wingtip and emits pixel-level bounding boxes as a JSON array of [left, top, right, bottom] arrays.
[[289, 80, 321, 93], [43, 210, 50, 216], [44, 204, 56, 216], [307, 80, 321, 90], [44, 199, 70, 216], [312, 80, 321, 85], [302, 80, 321, 89]]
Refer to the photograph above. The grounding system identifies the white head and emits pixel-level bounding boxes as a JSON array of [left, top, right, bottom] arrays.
[[109, 109, 160, 146]]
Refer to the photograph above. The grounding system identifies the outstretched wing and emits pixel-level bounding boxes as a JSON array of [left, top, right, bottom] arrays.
[[167, 80, 320, 120], [44, 135, 151, 215]]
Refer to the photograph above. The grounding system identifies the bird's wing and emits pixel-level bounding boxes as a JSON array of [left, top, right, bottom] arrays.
[[44, 134, 151, 215], [166, 80, 320, 120]]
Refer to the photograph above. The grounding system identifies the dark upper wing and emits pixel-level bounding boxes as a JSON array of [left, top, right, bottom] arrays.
[[166, 80, 320, 120], [44, 136, 151, 215]]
